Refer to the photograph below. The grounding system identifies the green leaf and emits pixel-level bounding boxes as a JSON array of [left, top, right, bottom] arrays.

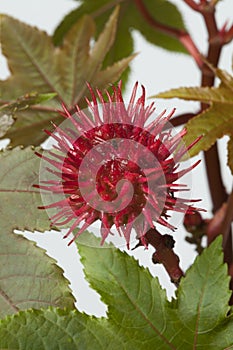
[[0, 147, 75, 319], [0, 235, 233, 348], [78, 236, 173, 349], [0, 9, 133, 146], [154, 66, 233, 173], [0, 308, 129, 350], [53, 0, 187, 85], [0, 147, 50, 232], [76, 234, 233, 349], [54, 0, 187, 54], [0, 233, 75, 319], [131, 0, 187, 53], [175, 236, 232, 348]]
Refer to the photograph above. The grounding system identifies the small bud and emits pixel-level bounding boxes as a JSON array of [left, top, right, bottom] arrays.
[[184, 211, 203, 232]]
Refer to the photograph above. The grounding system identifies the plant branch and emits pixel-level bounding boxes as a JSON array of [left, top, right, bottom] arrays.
[[200, 7, 228, 213], [183, 0, 200, 12], [134, 0, 203, 68], [209, 188, 233, 300], [136, 229, 184, 286], [198, 2, 232, 266], [170, 111, 200, 127], [0, 100, 60, 114], [135, 0, 233, 281], [222, 186, 233, 254], [223, 24, 233, 44], [204, 144, 227, 214]]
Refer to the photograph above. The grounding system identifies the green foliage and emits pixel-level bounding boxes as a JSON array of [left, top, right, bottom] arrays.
[[53, 0, 187, 84], [0, 235, 232, 349], [0, 2, 233, 349], [154, 65, 233, 173], [0, 308, 127, 350], [0, 8, 133, 146], [0, 233, 75, 319]]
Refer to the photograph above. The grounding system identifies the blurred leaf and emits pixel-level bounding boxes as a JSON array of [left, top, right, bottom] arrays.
[[0, 236, 233, 349], [0, 8, 133, 146], [154, 66, 233, 173], [130, 0, 187, 52], [53, 0, 187, 85], [54, 0, 187, 53]]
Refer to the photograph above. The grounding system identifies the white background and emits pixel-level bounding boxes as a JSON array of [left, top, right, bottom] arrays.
[[0, 0, 232, 316]]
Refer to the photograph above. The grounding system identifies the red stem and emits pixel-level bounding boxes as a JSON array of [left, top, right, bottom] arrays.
[[223, 25, 233, 44], [170, 112, 200, 127], [134, 0, 203, 68], [143, 229, 184, 286], [183, 0, 200, 11], [222, 187, 233, 259], [183, 0, 231, 255], [134, 0, 233, 288], [197, 2, 232, 267]]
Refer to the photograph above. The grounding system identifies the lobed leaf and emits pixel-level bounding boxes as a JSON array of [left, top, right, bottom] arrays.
[[0, 147, 75, 318], [0, 233, 75, 319], [154, 66, 233, 173], [0, 8, 133, 146], [0, 148, 74, 317], [53, 0, 187, 54], [53, 0, 187, 85], [77, 234, 233, 349], [0, 235, 233, 348], [174, 236, 232, 347]]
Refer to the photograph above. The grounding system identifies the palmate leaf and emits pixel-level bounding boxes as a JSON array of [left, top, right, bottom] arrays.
[[0, 147, 75, 318], [53, 0, 187, 85], [154, 66, 233, 173], [0, 235, 233, 349], [54, 0, 187, 53], [0, 8, 133, 146]]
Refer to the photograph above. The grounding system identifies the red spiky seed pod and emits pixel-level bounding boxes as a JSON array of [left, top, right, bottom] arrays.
[[35, 82, 202, 248]]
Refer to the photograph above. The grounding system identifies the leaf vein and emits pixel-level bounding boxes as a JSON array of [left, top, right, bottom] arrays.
[[109, 269, 176, 350], [0, 287, 19, 313]]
